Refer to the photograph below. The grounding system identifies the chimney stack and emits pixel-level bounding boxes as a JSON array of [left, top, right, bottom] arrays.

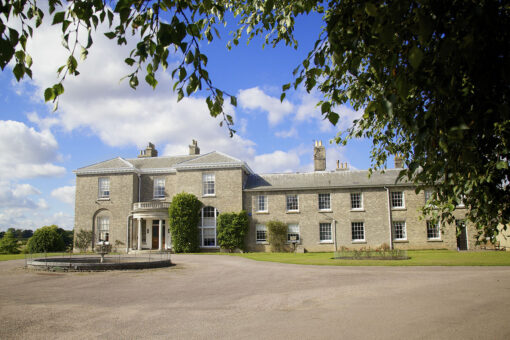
[[394, 153, 404, 168], [189, 139, 200, 155], [138, 142, 158, 158], [314, 140, 326, 171], [336, 160, 349, 171]]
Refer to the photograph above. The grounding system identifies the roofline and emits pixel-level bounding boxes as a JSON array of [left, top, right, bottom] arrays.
[[243, 182, 412, 192]]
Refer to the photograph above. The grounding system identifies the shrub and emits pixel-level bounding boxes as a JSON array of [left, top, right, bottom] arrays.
[[168, 192, 202, 253], [267, 220, 287, 252], [0, 231, 20, 254], [75, 229, 94, 252], [26, 225, 66, 253], [217, 211, 249, 252]]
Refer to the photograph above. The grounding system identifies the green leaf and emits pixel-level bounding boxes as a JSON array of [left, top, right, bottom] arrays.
[[230, 96, 237, 107], [12, 63, 24, 81], [124, 58, 135, 66], [177, 88, 184, 102], [53, 83, 64, 96], [44, 87, 55, 102], [104, 32, 116, 39], [280, 92, 286, 102], [282, 83, 291, 91], [327, 112, 339, 126], [409, 46, 424, 69], [496, 161, 509, 170], [321, 101, 331, 114], [365, 3, 378, 17], [52, 11, 65, 25]]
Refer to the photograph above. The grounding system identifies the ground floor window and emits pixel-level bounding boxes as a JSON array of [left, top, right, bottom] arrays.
[[351, 222, 365, 241], [256, 224, 267, 243], [393, 221, 406, 240], [319, 223, 332, 242], [199, 206, 218, 247], [287, 224, 300, 242], [427, 221, 440, 240], [97, 216, 110, 242]]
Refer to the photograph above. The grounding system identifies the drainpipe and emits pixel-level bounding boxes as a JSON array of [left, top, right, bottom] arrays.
[[137, 174, 141, 202], [126, 214, 132, 253], [333, 219, 337, 252], [384, 186, 393, 250]]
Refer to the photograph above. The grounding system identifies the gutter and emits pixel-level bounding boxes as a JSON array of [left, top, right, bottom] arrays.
[[384, 186, 393, 250]]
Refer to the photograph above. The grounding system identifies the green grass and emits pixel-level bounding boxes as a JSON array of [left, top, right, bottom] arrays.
[[224, 250, 510, 266], [0, 252, 96, 262]]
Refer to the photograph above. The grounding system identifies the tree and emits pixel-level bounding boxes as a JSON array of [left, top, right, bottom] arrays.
[[26, 225, 66, 253], [57, 228, 74, 249], [1, 1, 509, 240], [74, 229, 94, 253], [217, 211, 248, 252], [168, 192, 202, 253], [21, 229, 33, 239], [0, 231, 20, 254], [267, 220, 287, 253]]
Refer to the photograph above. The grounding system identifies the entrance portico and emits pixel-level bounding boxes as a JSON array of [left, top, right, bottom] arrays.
[[131, 202, 171, 251]]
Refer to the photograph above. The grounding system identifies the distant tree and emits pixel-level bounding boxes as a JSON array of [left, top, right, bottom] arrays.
[[267, 220, 288, 253], [74, 229, 94, 253], [0, 231, 20, 254], [21, 229, 33, 239], [26, 225, 65, 253], [168, 193, 202, 253], [56, 228, 74, 249], [217, 211, 249, 252], [0, 231, 5, 239]]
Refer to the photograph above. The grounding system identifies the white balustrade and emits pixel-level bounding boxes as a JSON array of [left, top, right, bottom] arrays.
[[133, 201, 171, 210]]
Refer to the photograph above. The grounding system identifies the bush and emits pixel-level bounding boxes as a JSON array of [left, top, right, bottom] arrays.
[[26, 225, 66, 253], [75, 229, 94, 252], [217, 211, 249, 252], [168, 192, 202, 253], [0, 231, 20, 254], [267, 220, 288, 252]]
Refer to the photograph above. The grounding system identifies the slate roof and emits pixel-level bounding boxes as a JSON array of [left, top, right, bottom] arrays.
[[74, 151, 252, 175], [244, 169, 410, 191]]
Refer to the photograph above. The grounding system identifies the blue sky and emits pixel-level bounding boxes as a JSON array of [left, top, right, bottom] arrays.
[[0, 9, 373, 231]]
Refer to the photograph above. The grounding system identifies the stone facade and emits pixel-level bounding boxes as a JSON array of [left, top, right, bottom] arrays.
[[74, 141, 477, 253]]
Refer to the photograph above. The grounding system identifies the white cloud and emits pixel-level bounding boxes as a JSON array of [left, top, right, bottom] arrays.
[[251, 150, 302, 173], [238, 87, 294, 126], [51, 185, 75, 205], [0, 120, 65, 179], [0, 182, 41, 209], [275, 127, 298, 138]]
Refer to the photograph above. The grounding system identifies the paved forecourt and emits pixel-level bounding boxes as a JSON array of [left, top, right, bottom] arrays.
[[0, 255, 509, 339]]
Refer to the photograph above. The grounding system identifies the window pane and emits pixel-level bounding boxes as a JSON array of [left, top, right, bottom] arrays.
[[287, 224, 300, 241], [98, 178, 110, 198], [391, 192, 404, 208], [154, 178, 165, 198], [319, 223, 332, 241], [98, 216, 110, 242], [203, 173, 215, 195], [393, 221, 406, 240], [286, 195, 299, 211], [427, 221, 440, 239], [350, 193, 362, 209], [318, 194, 331, 210], [351, 222, 364, 241], [203, 228, 215, 246], [257, 195, 267, 211]]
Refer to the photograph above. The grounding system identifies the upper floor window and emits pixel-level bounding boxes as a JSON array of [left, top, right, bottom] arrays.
[[350, 192, 363, 209], [153, 178, 165, 198], [286, 194, 299, 211], [98, 177, 110, 199], [97, 216, 110, 242], [202, 173, 215, 196], [391, 191, 404, 208], [257, 195, 267, 212], [424, 190, 433, 204], [318, 193, 331, 210]]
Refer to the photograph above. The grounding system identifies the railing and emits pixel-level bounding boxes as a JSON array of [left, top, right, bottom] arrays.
[[133, 201, 171, 210]]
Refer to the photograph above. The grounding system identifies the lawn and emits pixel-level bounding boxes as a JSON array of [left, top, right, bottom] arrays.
[[0, 252, 95, 262], [228, 250, 510, 266]]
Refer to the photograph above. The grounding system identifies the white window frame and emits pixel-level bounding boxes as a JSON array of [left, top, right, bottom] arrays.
[[97, 216, 110, 243], [256, 224, 267, 243], [199, 206, 218, 247], [351, 222, 365, 242], [391, 191, 405, 209], [426, 220, 441, 240], [319, 222, 332, 243], [287, 224, 300, 243], [202, 173, 215, 196], [286, 194, 299, 212], [393, 221, 407, 241], [350, 192, 363, 210], [98, 177, 110, 199], [256, 195, 268, 212], [318, 193, 331, 211], [153, 177, 165, 199]]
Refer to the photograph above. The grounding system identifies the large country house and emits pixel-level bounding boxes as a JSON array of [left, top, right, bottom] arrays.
[[74, 141, 476, 252]]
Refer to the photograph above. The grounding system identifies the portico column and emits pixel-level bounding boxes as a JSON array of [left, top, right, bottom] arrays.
[[137, 218, 142, 250], [158, 219, 163, 251]]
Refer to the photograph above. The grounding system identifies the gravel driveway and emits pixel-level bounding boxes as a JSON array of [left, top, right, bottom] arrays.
[[1, 254, 509, 339]]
